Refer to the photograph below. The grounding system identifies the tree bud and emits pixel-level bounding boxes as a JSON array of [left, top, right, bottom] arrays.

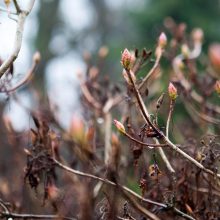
[[158, 32, 167, 48], [121, 48, 132, 70], [168, 82, 178, 100], [113, 119, 125, 134]]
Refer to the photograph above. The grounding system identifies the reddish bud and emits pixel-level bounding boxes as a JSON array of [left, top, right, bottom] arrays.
[[47, 184, 60, 201], [214, 80, 220, 95], [192, 28, 203, 43], [209, 43, 220, 73], [158, 32, 167, 48], [168, 82, 178, 100], [98, 46, 109, 58], [89, 66, 99, 79], [121, 49, 132, 70], [113, 119, 125, 134], [33, 51, 41, 64], [69, 115, 86, 144]]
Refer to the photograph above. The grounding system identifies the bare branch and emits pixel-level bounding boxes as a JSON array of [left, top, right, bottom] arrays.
[[124, 132, 168, 148], [121, 189, 161, 220], [1, 212, 76, 220], [138, 47, 163, 93], [53, 158, 166, 207], [53, 158, 195, 220], [125, 67, 220, 179], [0, 0, 35, 78], [13, 0, 21, 13], [1, 52, 39, 93]]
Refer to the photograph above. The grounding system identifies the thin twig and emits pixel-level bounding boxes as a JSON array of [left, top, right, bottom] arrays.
[[53, 158, 194, 220], [104, 112, 112, 164], [173, 208, 195, 220], [157, 145, 175, 174], [126, 69, 162, 136], [138, 49, 162, 93], [127, 66, 177, 191], [125, 68, 220, 179], [80, 82, 102, 109], [0, 0, 35, 78], [165, 138, 220, 178], [13, 0, 21, 13], [1, 212, 76, 220], [1, 54, 38, 93], [53, 158, 165, 207], [120, 189, 161, 220], [0, 199, 9, 214], [166, 100, 175, 138], [124, 132, 168, 148], [185, 100, 220, 124]]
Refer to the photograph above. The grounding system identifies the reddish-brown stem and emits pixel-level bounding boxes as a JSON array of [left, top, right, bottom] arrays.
[[124, 132, 168, 148], [125, 68, 162, 137], [53, 158, 194, 220], [124, 68, 220, 179]]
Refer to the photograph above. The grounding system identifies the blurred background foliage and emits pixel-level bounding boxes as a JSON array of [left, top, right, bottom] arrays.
[[33, 0, 220, 90]]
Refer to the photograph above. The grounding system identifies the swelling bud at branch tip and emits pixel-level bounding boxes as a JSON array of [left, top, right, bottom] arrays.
[[168, 82, 178, 100], [209, 43, 220, 73], [158, 32, 167, 48], [113, 119, 125, 134], [33, 51, 41, 64], [192, 28, 203, 43], [121, 48, 132, 70]]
